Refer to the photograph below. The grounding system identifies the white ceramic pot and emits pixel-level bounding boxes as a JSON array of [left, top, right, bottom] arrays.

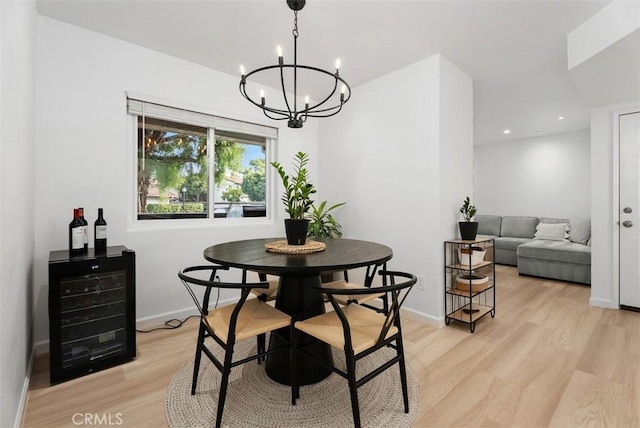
[[457, 247, 486, 267]]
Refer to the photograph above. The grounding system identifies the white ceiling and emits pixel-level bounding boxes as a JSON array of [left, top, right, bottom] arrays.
[[36, 0, 613, 144]]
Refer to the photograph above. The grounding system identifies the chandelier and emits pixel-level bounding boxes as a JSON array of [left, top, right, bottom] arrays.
[[239, 0, 351, 128]]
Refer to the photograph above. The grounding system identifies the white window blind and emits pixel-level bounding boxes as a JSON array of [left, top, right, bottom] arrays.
[[127, 97, 278, 139]]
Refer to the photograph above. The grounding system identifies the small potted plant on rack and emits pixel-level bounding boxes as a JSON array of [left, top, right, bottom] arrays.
[[459, 196, 478, 240], [271, 151, 316, 245]]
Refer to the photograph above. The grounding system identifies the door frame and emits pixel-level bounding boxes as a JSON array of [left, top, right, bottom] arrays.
[[613, 107, 640, 308]]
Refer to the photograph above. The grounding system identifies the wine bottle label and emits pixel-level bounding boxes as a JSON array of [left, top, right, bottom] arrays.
[[96, 225, 107, 239], [72, 228, 84, 249], [82, 226, 88, 244]]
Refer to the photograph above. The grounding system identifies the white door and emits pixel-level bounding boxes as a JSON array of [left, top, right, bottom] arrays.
[[619, 111, 640, 308]]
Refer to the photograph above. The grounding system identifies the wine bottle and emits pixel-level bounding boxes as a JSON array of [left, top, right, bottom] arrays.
[[94, 208, 107, 253], [69, 208, 84, 256], [78, 207, 89, 252]]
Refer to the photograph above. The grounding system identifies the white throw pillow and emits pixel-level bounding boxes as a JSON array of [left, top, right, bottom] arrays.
[[534, 222, 569, 241]]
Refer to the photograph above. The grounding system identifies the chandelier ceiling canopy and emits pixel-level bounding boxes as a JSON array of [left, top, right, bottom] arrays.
[[239, 0, 351, 129]]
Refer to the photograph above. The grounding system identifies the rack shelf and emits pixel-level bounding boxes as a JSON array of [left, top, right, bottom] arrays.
[[444, 237, 495, 333]]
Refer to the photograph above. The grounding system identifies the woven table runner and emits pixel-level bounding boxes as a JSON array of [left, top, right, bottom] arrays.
[[265, 239, 326, 254]]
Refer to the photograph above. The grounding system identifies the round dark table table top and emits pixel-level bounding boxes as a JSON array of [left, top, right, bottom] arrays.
[[203, 237, 393, 276]]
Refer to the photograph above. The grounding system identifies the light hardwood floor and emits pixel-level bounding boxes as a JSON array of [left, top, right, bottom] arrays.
[[22, 265, 640, 427]]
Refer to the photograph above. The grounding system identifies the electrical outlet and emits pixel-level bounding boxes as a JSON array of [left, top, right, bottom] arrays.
[[416, 274, 425, 291]]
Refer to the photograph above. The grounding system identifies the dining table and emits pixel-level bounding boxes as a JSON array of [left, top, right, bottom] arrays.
[[203, 237, 393, 386]]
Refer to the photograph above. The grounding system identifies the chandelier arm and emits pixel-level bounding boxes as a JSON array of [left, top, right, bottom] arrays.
[[305, 103, 344, 119], [240, 80, 293, 118], [304, 83, 351, 115], [262, 110, 290, 121], [278, 64, 294, 119], [241, 65, 351, 118], [306, 80, 339, 112], [304, 99, 348, 115], [240, 84, 284, 114]]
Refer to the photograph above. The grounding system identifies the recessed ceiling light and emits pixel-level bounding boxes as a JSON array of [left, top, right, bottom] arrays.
[[503, 129, 511, 134], [536, 131, 543, 134], [558, 116, 564, 120]]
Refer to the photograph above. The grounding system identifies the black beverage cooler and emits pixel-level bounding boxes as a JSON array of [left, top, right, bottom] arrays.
[[48, 246, 136, 383]]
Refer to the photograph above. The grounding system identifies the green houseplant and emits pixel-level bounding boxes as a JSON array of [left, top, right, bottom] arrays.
[[271, 151, 316, 245], [459, 196, 478, 240], [308, 200, 345, 282], [308, 200, 346, 238]]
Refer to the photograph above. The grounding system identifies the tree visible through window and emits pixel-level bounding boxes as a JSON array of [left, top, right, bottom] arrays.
[[136, 117, 267, 220]]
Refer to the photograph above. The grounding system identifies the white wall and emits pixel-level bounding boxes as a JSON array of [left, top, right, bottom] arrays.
[[33, 17, 319, 345], [474, 130, 590, 218], [318, 54, 473, 322], [0, 0, 37, 426]]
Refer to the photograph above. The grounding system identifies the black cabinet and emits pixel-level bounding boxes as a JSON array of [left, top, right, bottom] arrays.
[[48, 246, 136, 383]]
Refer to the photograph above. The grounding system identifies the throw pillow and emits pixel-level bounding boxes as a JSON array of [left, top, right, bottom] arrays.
[[569, 217, 591, 245], [534, 222, 569, 241]]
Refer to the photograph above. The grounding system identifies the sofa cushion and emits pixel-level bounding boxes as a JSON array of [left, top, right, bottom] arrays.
[[494, 237, 532, 251], [476, 214, 502, 236], [534, 222, 569, 241], [569, 217, 591, 245], [517, 240, 591, 265], [540, 217, 570, 224], [500, 216, 539, 238]]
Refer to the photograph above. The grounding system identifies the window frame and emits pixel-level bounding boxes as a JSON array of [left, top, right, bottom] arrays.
[[126, 94, 277, 229]]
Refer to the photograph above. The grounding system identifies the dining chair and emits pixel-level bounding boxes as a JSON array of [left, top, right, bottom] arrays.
[[246, 270, 279, 362], [178, 265, 295, 428], [293, 270, 416, 428], [321, 263, 389, 313]]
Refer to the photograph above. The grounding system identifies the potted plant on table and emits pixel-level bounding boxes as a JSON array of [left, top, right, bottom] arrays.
[[307, 200, 346, 239], [459, 196, 478, 240], [271, 151, 316, 245], [307, 200, 346, 282]]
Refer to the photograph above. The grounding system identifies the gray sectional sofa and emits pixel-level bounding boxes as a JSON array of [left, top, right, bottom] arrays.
[[475, 215, 591, 284]]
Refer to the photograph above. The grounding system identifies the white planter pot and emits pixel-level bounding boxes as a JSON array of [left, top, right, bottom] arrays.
[[457, 247, 486, 267]]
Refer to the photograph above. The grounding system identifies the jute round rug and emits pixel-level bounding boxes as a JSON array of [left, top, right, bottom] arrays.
[[166, 338, 420, 427]]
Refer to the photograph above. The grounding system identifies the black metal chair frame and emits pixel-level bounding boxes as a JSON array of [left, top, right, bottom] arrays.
[[293, 270, 416, 428], [330, 262, 390, 314], [246, 270, 277, 363], [178, 265, 295, 428]]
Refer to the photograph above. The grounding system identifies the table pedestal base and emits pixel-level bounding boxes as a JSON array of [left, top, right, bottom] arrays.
[[265, 275, 333, 386]]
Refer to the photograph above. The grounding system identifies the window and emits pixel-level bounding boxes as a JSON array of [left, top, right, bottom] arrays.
[[128, 96, 276, 221]]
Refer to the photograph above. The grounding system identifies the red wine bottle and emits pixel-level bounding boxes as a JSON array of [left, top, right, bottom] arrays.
[[78, 207, 89, 252], [94, 208, 107, 253], [69, 208, 84, 256]]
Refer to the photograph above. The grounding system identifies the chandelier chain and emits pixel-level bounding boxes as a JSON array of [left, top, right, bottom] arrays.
[[292, 10, 299, 38]]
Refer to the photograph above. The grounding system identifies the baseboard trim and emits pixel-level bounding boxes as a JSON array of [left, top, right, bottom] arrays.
[[135, 297, 237, 332], [14, 346, 37, 428], [401, 306, 444, 327], [589, 297, 619, 309], [135, 306, 200, 332]]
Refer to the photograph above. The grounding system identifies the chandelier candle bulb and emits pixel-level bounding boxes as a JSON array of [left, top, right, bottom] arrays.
[[335, 58, 341, 71], [240, 65, 245, 77], [305, 96, 309, 110], [277, 45, 283, 65]]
